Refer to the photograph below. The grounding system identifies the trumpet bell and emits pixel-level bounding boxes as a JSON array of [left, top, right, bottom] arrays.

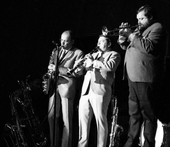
[[102, 26, 119, 36]]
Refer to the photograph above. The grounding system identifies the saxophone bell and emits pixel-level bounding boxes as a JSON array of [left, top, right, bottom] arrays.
[[109, 97, 124, 147]]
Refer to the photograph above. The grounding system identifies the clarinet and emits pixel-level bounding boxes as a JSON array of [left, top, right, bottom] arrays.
[[67, 46, 99, 75], [109, 97, 123, 147]]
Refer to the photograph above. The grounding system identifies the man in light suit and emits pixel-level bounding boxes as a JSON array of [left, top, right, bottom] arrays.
[[77, 34, 121, 147], [47, 30, 84, 147], [117, 5, 167, 147]]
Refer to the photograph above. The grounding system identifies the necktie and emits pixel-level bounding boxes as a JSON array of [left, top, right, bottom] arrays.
[[95, 51, 103, 60]]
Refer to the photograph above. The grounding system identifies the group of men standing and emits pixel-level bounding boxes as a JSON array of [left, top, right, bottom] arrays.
[[45, 4, 168, 147]]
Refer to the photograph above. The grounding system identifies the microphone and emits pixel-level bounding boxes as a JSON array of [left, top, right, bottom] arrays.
[[52, 40, 59, 46], [51, 41, 64, 50]]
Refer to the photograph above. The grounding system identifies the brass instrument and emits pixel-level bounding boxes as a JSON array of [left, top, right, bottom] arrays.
[[161, 123, 170, 147], [7, 94, 28, 147], [4, 78, 47, 147], [42, 70, 55, 95], [42, 44, 60, 95], [19, 80, 47, 147], [109, 97, 123, 147], [102, 25, 139, 37]]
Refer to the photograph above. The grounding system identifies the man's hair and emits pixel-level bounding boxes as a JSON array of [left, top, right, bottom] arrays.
[[98, 34, 112, 48], [99, 34, 111, 43], [137, 5, 157, 20], [63, 30, 75, 41]]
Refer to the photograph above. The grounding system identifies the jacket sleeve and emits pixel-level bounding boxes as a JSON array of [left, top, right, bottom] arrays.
[[71, 50, 85, 77], [93, 52, 121, 72]]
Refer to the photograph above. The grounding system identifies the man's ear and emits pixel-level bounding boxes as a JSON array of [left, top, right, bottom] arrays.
[[108, 42, 111, 47]]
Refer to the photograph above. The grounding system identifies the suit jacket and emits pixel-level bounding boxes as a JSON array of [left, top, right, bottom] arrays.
[[123, 22, 167, 82], [81, 50, 120, 96], [50, 47, 84, 98]]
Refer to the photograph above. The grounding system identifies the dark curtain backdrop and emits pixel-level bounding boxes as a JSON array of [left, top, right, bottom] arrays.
[[1, 0, 170, 145], [1, 0, 170, 80]]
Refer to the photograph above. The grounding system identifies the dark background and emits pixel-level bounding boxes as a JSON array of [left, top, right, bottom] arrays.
[[0, 0, 170, 146]]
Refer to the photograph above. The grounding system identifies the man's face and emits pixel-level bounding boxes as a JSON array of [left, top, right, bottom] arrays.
[[60, 32, 73, 49], [97, 36, 109, 52], [137, 10, 151, 31]]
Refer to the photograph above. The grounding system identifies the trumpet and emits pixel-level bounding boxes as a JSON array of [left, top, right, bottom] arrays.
[[102, 25, 139, 36]]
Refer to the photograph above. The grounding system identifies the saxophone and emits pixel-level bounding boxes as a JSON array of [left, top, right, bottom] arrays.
[[5, 79, 47, 147], [42, 47, 58, 95], [18, 80, 47, 147], [109, 97, 123, 147], [6, 93, 28, 147]]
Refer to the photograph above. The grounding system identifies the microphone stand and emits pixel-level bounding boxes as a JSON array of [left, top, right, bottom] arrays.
[[51, 44, 60, 147]]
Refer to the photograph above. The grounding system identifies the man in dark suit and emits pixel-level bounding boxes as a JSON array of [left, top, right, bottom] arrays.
[[47, 30, 84, 147], [117, 5, 167, 147]]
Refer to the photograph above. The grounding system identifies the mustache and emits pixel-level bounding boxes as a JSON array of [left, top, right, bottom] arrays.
[[138, 23, 143, 27]]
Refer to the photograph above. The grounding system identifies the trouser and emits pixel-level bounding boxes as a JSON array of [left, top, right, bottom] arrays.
[[78, 89, 111, 147], [124, 79, 158, 147], [48, 92, 74, 147]]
